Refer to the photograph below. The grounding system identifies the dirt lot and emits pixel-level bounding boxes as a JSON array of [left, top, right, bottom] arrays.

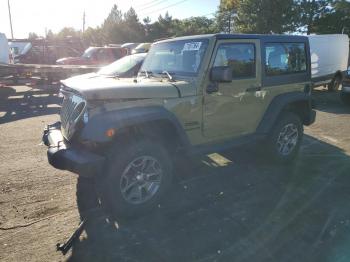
[[0, 85, 350, 262]]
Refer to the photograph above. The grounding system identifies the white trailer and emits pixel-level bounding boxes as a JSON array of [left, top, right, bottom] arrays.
[[0, 33, 10, 64], [308, 34, 349, 91]]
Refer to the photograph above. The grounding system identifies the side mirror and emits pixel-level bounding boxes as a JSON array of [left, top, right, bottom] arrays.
[[347, 66, 350, 76], [210, 66, 232, 82]]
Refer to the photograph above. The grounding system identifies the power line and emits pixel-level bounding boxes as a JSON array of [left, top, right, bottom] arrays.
[[134, 0, 164, 8], [134, 0, 169, 9], [139, 0, 190, 17], [200, 12, 216, 17], [135, 0, 170, 12]]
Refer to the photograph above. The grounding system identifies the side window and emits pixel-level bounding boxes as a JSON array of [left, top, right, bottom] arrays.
[[112, 49, 122, 59], [265, 43, 306, 76], [95, 49, 110, 61], [214, 43, 256, 78]]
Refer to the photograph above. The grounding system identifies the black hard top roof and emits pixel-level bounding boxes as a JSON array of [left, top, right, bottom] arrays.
[[157, 33, 309, 44], [215, 33, 308, 42]]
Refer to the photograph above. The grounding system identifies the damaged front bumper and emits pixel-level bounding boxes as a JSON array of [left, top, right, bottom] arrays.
[[42, 122, 105, 177]]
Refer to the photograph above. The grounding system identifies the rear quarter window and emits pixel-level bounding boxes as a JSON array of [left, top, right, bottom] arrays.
[[265, 43, 307, 76]]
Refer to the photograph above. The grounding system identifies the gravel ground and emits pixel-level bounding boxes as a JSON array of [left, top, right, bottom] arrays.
[[0, 85, 350, 262]]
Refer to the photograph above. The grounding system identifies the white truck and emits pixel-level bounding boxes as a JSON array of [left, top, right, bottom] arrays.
[[0, 33, 11, 64], [308, 34, 349, 91]]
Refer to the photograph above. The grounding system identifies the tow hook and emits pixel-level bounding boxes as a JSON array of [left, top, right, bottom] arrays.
[[56, 207, 100, 255], [56, 219, 87, 255]]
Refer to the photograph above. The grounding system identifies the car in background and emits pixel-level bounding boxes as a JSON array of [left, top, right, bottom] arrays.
[[121, 43, 140, 54], [0, 33, 11, 64], [56, 46, 127, 66], [65, 52, 146, 82], [131, 43, 151, 54], [14, 43, 80, 64]]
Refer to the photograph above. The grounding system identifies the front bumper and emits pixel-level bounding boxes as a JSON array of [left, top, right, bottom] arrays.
[[42, 122, 105, 177]]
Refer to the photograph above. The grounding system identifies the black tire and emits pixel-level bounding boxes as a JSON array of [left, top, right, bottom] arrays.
[[101, 139, 173, 218], [340, 90, 350, 106], [265, 112, 303, 163], [328, 75, 342, 92], [76, 177, 99, 220]]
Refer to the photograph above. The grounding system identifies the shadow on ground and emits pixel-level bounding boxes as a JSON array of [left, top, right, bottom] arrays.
[[312, 89, 350, 114], [0, 86, 61, 124], [67, 135, 350, 262]]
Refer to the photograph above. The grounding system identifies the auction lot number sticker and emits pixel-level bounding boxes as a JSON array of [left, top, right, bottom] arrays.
[[183, 42, 202, 51]]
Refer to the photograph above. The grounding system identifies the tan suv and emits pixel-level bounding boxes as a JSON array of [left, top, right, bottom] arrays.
[[43, 34, 316, 217]]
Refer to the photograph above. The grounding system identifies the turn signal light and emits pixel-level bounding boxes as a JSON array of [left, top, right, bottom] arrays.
[[106, 128, 116, 137]]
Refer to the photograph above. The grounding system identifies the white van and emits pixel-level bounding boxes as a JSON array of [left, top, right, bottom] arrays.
[[0, 33, 11, 64], [308, 34, 349, 91]]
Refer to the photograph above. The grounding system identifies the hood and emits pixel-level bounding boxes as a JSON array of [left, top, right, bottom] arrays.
[[64, 72, 99, 81], [61, 77, 195, 101], [56, 57, 85, 65]]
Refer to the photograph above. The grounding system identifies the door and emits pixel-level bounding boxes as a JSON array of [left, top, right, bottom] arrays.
[[203, 39, 265, 140]]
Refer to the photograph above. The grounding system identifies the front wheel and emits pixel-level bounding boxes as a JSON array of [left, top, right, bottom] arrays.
[[265, 112, 303, 163], [101, 139, 173, 218]]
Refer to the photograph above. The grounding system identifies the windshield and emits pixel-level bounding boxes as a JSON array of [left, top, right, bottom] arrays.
[[98, 54, 145, 76], [140, 39, 209, 77], [81, 47, 96, 58]]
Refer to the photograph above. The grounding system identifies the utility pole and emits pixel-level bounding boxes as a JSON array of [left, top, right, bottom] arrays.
[[7, 0, 14, 39], [82, 11, 86, 33]]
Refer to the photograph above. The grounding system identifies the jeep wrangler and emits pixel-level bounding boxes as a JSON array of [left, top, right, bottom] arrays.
[[42, 34, 316, 217]]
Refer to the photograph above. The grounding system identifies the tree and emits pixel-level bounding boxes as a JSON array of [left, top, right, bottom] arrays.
[[101, 4, 124, 44], [215, 0, 240, 33], [311, 0, 350, 34], [174, 17, 216, 36], [28, 32, 39, 39], [83, 27, 104, 46], [122, 8, 145, 42], [233, 0, 297, 34], [147, 12, 176, 40], [46, 30, 54, 40], [294, 0, 332, 34], [56, 27, 81, 39]]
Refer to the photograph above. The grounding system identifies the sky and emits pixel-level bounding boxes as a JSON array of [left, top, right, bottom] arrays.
[[0, 0, 220, 39]]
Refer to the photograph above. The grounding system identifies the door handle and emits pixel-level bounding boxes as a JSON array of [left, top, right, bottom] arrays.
[[246, 85, 261, 92]]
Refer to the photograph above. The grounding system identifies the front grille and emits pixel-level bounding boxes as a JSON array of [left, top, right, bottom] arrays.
[[60, 93, 86, 140]]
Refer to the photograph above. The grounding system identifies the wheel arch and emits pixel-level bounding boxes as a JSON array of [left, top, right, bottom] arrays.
[[256, 91, 315, 134], [80, 106, 191, 152]]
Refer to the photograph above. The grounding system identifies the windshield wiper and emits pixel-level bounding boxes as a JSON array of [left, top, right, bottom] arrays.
[[139, 70, 153, 78], [161, 71, 175, 82]]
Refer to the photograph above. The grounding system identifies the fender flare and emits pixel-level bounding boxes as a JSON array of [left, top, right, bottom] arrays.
[[80, 106, 191, 147], [256, 91, 314, 134]]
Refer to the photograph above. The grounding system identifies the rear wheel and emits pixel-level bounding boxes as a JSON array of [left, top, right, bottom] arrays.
[[328, 75, 342, 92], [265, 112, 303, 163], [101, 139, 173, 218]]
